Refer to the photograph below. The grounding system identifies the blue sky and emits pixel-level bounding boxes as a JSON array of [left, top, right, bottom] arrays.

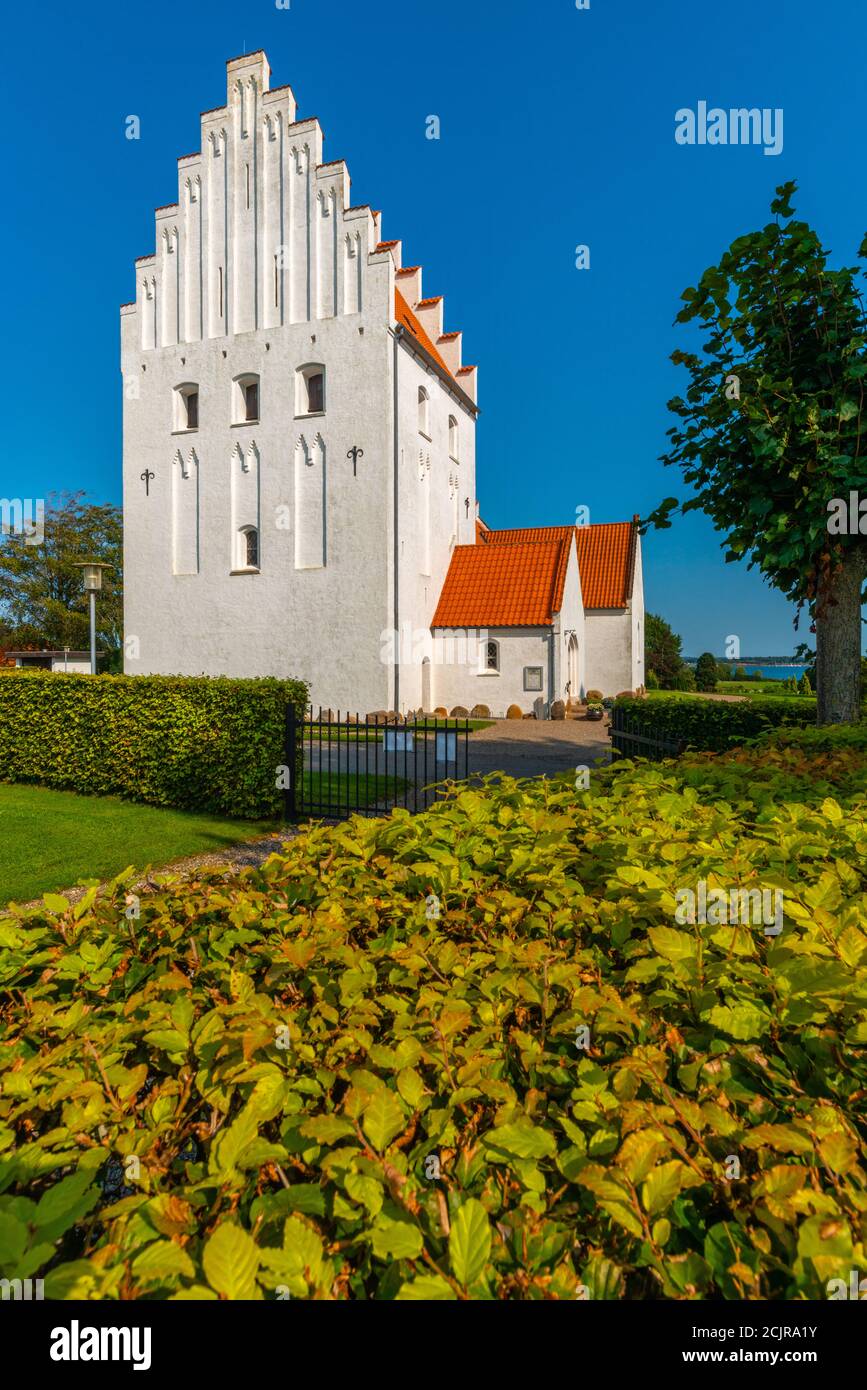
[[6, 0, 866, 655]]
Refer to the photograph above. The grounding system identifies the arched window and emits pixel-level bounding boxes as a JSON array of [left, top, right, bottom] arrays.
[[239, 525, 259, 570], [296, 364, 325, 416], [448, 415, 459, 460], [233, 373, 260, 424], [418, 386, 430, 437], [485, 639, 500, 672]]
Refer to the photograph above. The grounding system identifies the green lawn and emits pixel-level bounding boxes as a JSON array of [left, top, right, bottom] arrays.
[[0, 783, 278, 907], [0, 774, 417, 906]]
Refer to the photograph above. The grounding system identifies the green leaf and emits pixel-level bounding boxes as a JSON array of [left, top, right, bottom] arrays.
[[397, 1274, 457, 1300], [132, 1240, 195, 1282], [370, 1214, 423, 1261], [449, 1198, 492, 1288], [202, 1222, 260, 1299], [483, 1120, 556, 1160], [361, 1090, 405, 1152]]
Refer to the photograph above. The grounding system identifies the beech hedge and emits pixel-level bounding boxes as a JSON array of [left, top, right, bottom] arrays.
[[0, 671, 307, 818], [0, 738, 865, 1300], [613, 694, 817, 752]]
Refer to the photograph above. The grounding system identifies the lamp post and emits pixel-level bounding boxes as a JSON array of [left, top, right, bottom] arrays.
[[73, 563, 112, 674]]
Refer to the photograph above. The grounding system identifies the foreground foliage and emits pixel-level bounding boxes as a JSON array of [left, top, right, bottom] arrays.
[[1, 736, 866, 1300]]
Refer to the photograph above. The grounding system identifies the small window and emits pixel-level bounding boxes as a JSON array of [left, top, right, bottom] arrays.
[[524, 666, 543, 692], [485, 640, 499, 672], [233, 374, 260, 425], [418, 386, 430, 437], [448, 415, 459, 460], [238, 526, 259, 570], [174, 384, 199, 432], [296, 364, 326, 416]]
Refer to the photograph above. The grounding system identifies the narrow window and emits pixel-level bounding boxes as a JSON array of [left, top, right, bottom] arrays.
[[449, 415, 459, 460], [174, 384, 199, 432], [244, 381, 259, 421], [296, 365, 326, 415], [307, 371, 324, 413], [485, 640, 499, 672], [418, 386, 430, 437], [245, 527, 259, 568]]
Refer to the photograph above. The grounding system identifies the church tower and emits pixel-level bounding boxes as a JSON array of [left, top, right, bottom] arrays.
[[122, 51, 477, 713]]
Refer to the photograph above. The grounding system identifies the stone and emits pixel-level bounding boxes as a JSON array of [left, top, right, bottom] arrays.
[[506, 704, 523, 720], [450, 705, 469, 718], [433, 707, 449, 719], [550, 699, 566, 720], [470, 704, 491, 719]]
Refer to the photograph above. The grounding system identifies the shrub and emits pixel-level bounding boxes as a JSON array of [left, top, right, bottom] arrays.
[[585, 689, 604, 702], [674, 666, 696, 692], [798, 673, 812, 697], [0, 671, 308, 819], [694, 653, 718, 692], [613, 694, 817, 752], [1, 745, 865, 1301], [645, 669, 660, 690]]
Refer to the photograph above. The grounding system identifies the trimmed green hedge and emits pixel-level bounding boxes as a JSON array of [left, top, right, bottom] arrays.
[[0, 672, 307, 818], [614, 694, 817, 753]]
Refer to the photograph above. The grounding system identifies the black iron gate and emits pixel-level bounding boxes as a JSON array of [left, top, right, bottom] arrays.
[[284, 707, 470, 820], [609, 704, 686, 761]]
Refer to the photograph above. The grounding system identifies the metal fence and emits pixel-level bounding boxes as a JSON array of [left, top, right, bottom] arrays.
[[609, 704, 686, 761], [284, 707, 471, 820]]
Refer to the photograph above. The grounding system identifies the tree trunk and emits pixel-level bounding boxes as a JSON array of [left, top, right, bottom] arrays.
[[815, 548, 865, 725]]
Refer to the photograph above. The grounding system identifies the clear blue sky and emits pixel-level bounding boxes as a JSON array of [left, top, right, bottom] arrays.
[[6, 0, 866, 655]]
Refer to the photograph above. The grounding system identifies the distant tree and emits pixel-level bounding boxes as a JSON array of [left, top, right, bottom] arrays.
[[0, 493, 122, 661], [645, 668, 660, 690], [798, 672, 813, 696], [651, 183, 867, 725], [695, 652, 718, 692], [645, 613, 685, 689], [674, 665, 697, 692]]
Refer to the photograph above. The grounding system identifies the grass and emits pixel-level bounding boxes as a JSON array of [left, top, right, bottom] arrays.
[[0, 774, 414, 905], [301, 772, 410, 808], [646, 684, 814, 702], [0, 783, 276, 907], [308, 719, 494, 741]]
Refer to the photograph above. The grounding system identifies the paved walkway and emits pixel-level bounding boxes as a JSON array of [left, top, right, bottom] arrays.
[[468, 717, 612, 779]]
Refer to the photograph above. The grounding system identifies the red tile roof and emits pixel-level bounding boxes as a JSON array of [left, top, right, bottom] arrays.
[[479, 521, 638, 609], [394, 288, 455, 379], [574, 522, 636, 608], [431, 536, 573, 628]]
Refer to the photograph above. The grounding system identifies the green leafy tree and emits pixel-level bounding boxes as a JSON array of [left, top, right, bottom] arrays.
[[651, 183, 867, 725], [674, 665, 696, 692], [0, 493, 122, 662], [645, 612, 685, 689], [695, 651, 718, 692]]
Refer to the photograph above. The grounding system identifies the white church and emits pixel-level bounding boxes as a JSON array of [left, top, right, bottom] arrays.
[[122, 51, 644, 716]]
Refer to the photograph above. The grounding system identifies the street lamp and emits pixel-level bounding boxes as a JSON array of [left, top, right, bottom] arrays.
[[73, 563, 112, 674]]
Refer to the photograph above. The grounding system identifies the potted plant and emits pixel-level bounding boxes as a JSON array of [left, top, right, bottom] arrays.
[[586, 701, 604, 721]]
